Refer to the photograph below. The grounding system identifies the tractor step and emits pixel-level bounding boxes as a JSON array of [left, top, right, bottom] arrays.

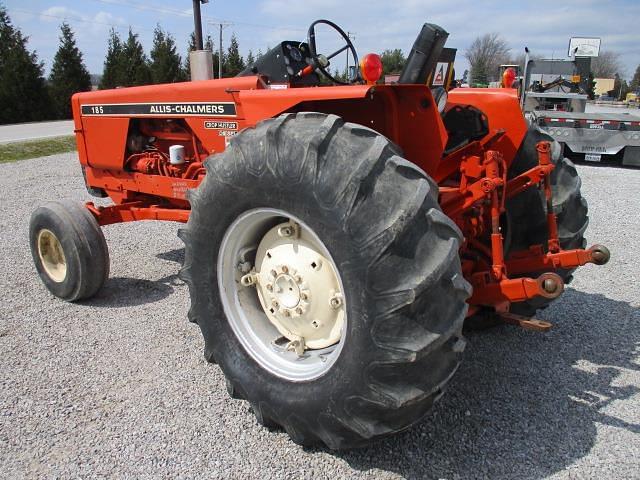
[[499, 312, 552, 332]]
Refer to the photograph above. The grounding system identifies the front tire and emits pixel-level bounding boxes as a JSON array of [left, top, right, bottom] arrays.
[[180, 113, 471, 449], [30, 200, 110, 301]]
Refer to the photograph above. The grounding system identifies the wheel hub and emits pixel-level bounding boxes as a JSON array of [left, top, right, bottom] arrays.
[[37, 229, 67, 283], [272, 268, 305, 310], [246, 221, 345, 350], [219, 208, 348, 381]]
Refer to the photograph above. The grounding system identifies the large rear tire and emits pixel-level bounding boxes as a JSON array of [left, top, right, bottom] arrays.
[[180, 113, 471, 449]]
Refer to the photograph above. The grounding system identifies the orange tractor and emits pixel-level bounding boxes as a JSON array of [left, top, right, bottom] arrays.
[[30, 16, 609, 449]]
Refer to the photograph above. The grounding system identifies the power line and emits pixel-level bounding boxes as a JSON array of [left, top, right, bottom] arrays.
[[90, 0, 191, 19], [12, 8, 155, 33], [207, 18, 306, 33], [89, 0, 306, 33]]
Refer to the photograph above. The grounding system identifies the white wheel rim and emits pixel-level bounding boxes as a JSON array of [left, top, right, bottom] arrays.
[[37, 229, 67, 283], [217, 208, 347, 382]]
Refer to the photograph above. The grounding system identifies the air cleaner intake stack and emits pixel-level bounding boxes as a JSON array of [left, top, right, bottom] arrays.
[[398, 23, 449, 85]]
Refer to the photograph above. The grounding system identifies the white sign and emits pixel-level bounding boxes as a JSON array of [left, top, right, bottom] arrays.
[[432, 62, 448, 86], [568, 37, 601, 57]]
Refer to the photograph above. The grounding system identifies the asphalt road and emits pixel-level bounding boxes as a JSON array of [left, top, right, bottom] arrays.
[[0, 120, 74, 144], [0, 153, 638, 479]]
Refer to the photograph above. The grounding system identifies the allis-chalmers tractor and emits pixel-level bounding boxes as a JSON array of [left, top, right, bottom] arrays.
[[30, 17, 609, 449]]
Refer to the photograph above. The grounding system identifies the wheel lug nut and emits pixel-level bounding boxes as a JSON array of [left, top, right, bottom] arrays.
[[270, 269, 277, 277], [272, 300, 279, 308], [278, 225, 293, 237], [329, 293, 343, 309], [296, 307, 303, 315], [266, 284, 273, 291], [282, 265, 289, 274], [283, 310, 291, 317], [300, 293, 308, 301]]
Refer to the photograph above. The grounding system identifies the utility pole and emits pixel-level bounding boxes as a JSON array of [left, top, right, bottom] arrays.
[[209, 21, 232, 79], [346, 31, 355, 80], [219, 23, 223, 79]]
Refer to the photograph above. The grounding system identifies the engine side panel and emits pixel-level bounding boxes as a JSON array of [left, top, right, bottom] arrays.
[[72, 80, 449, 204], [72, 76, 263, 171]]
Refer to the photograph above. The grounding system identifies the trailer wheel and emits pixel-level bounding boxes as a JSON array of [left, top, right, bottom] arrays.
[[30, 200, 109, 301], [507, 126, 588, 316], [180, 113, 470, 449]]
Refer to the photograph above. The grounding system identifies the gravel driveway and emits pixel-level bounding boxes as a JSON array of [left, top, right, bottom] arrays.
[[1, 153, 638, 479]]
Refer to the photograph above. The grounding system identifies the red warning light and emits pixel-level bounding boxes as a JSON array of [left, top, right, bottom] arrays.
[[502, 67, 516, 88], [360, 53, 383, 85]]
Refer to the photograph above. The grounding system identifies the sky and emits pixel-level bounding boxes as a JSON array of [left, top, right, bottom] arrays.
[[4, 0, 640, 80]]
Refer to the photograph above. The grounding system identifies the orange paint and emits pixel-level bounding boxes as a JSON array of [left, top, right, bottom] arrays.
[[72, 75, 604, 313]]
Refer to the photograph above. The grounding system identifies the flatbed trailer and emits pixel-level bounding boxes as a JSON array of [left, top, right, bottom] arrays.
[[531, 110, 640, 167]]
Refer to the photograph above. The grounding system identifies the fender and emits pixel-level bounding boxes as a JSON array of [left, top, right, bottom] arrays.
[[447, 88, 528, 169]]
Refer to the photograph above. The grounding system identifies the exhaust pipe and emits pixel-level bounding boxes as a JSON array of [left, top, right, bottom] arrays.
[[398, 23, 449, 85], [190, 0, 214, 81]]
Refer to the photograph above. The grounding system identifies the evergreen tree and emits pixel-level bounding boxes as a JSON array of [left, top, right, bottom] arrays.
[[619, 79, 629, 101], [224, 34, 244, 77], [122, 28, 151, 86], [333, 67, 350, 83], [184, 32, 196, 79], [100, 29, 125, 89], [205, 35, 214, 51], [150, 25, 185, 84], [256, 49, 263, 60], [49, 23, 91, 119], [630, 64, 640, 93], [185, 32, 216, 79], [612, 73, 621, 98], [246, 50, 255, 67], [586, 72, 596, 100], [0, 5, 52, 124], [212, 50, 221, 78], [380, 49, 406, 74]]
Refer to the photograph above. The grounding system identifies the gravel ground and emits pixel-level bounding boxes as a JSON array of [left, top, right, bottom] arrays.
[[1, 153, 638, 479]]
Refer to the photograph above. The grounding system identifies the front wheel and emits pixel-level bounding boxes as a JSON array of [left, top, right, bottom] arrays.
[[180, 113, 471, 449], [29, 200, 109, 301]]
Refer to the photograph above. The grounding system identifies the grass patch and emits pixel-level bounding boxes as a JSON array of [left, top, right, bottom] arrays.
[[0, 135, 76, 164]]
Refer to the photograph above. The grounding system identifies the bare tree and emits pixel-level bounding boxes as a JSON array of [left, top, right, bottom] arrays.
[[505, 51, 540, 71], [465, 33, 510, 85], [591, 50, 624, 78]]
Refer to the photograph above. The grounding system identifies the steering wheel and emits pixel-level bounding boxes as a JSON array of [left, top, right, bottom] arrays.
[[307, 19, 360, 85]]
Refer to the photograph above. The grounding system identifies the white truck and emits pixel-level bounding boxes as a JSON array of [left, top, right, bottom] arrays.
[[531, 110, 640, 166], [521, 56, 640, 167]]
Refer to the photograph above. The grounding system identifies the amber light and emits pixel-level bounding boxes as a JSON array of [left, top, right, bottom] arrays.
[[360, 53, 383, 84]]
